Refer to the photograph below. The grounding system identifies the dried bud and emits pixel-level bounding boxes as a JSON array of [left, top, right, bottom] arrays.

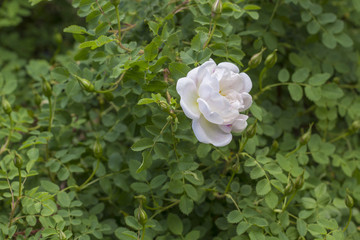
[[246, 121, 257, 139], [14, 152, 23, 169], [294, 172, 304, 190], [264, 49, 278, 69], [75, 75, 95, 92], [232, 161, 241, 173], [93, 140, 103, 159], [110, 0, 120, 6], [300, 123, 313, 146], [284, 181, 294, 195], [248, 47, 266, 69], [345, 194, 354, 208], [2, 97, 12, 115], [211, 0, 222, 19], [42, 79, 52, 98], [137, 207, 148, 226]]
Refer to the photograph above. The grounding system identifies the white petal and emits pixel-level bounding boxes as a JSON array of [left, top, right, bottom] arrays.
[[231, 114, 248, 133], [198, 98, 224, 124], [218, 62, 239, 73], [239, 92, 252, 112], [239, 72, 252, 92], [176, 77, 200, 119], [192, 115, 232, 147]]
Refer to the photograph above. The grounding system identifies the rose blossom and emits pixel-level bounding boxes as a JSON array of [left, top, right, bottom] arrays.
[[176, 59, 252, 147]]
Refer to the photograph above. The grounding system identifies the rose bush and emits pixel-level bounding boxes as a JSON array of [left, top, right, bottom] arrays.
[[176, 59, 252, 146]]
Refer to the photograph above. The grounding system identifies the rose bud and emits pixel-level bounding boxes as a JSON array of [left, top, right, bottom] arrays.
[[2, 97, 12, 115], [299, 123, 313, 146], [93, 140, 103, 159], [137, 207, 148, 226], [211, 0, 222, 19], [246, 121, 257, 139], [14, 152, 23, 169], [248, 47, 266, 69], [264, 49, 278, 69], [345, 194, 354, 208], [75, 75, 95, 92], [42, 79, 52, 98]]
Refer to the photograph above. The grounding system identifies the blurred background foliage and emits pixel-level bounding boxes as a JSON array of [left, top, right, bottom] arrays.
[[0, 0, 360, 239]]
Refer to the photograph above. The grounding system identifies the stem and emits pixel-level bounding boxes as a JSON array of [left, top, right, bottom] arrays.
[[224, 171, 236, 194], [0, 114, 14, 155], [330, 131, 350, 143], [18, 168, 22, 199], [259, 67, 268, 91], [78, 157, 100, 190], [254, 82, 308, 99], [150, 200, 180, 220], [115, 5, 121, 42], [48, 97, 53, 132], [282, 190, 297, 212], [203, 20, 217, 49], [140, 226, 146, 240], [285, 144, 301, 158], [343, 207, 352, 232], [243, 67, 250, 73]]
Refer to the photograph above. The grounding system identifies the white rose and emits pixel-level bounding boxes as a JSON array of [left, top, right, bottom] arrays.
[[176, 59, 252, 147]]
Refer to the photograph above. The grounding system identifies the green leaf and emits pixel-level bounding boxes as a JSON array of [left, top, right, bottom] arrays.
[[353, 0, 360, 11], [335, 33, 353, 48], [250, 166, 265, 179], [278, 68, 290, 82], [292, 68, 310, 83], [318, 13, 337, 24], [179, 195, 194, 215], [256, 179, 271, 196], [237, 222, 251, 235], [308, 224, 327, 236], [297, 219, 307, 236], [150, 174, 167, 189], [131, 138, 153, 151], [64, 25, 88, 35], [227, 210, 243, 223], [184, 184, 198, 201], [288, 84, 303, 102], [40, 180, 60, 193], [79, 35, 114, 50], [167, 213, 183, 235], [144, 41, 159, 61], [250, 103, 263, 121], [321, 83, 344, 99], [130, 182, 150, 193], [322, 32, 337, 49], [169, 62, 191, 80], [57, 191, 71, 207], [307, 20, 320, 34], [265, 191, 278, 209], [309, 73, 331, 86], [185, 230, 200, 240], [125, 216, 142, 230], [305, 85, 321, 101]]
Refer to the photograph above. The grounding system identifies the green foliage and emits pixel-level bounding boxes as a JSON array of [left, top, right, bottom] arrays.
[[0, 0, 360, 239]]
